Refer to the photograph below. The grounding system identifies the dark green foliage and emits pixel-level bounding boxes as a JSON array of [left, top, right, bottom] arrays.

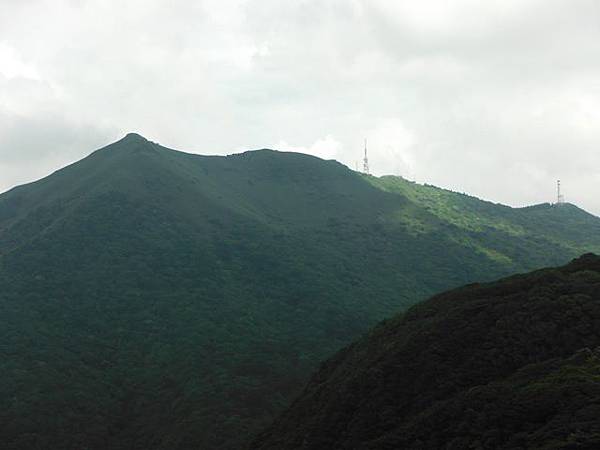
[[251, 254, 600, 450], [1, 134, 600, 449]]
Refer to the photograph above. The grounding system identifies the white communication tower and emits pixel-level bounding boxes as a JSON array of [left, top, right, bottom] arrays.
[[556, 180, 565, 205], [363, 139, 370, 175]]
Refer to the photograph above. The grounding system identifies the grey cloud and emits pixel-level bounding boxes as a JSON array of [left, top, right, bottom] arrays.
[[0, 111, 119, 192], [0, 0, 599, 214]]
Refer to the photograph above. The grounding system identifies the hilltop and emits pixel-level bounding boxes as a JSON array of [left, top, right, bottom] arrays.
[[1, 134, 600, 449], [252, 254, 600, 449]]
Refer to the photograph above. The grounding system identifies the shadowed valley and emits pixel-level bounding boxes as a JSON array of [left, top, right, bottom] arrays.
[[252, 254, 600, 450]]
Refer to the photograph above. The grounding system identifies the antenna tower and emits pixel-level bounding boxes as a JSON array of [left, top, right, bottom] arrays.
[[363, 138, 370, 175], [556, 180, 565, 205]]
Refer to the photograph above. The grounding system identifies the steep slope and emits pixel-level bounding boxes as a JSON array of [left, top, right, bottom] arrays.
[[1, 134, 600, 449], [252, 254, 600, 450]]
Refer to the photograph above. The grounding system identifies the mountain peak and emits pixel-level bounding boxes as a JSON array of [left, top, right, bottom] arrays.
[[122, 132, 147, 142], [95, 132, 154, 156]]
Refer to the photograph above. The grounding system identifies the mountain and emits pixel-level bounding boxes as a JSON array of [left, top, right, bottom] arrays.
[[251, 254, 600, 450], [1, 134, 600, 449]]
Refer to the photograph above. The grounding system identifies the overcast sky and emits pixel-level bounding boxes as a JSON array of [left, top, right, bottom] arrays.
[[1, 0, 600, 214]]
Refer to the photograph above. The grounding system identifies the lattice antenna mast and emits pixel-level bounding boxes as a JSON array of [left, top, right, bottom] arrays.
[[557, 180, 565, 205], [363, 138, 370, 175]]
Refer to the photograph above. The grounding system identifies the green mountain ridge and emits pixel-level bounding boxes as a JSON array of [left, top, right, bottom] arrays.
[[1, 134, 600, 449], [251, 254, 600, 450]]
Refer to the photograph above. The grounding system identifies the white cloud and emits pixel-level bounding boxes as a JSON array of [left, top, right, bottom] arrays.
[[363, 118, 417, 179], [273, 135, 343, 161], [0, 43, 40, 80]]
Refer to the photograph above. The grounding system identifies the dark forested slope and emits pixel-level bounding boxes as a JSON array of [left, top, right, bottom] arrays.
[[1, 134, 600, 449], [252, 254, 600, 450]]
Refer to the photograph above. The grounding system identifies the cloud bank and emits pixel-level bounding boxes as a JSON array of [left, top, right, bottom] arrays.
[[1, 0, 600, 214]]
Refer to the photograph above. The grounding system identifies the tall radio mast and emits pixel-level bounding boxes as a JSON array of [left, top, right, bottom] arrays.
[[363, 138, 370, 175], [556, 180, 564, 205]]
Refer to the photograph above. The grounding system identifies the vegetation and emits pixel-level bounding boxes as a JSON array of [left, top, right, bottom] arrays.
[[252, 254, 600, 450], [1, 133, 600, 449]]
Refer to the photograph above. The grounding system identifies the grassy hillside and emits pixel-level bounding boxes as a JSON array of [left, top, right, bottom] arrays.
[[1, 133, 600, 449], [252, 254, 600, 450], [369, 175, 600, 255]]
